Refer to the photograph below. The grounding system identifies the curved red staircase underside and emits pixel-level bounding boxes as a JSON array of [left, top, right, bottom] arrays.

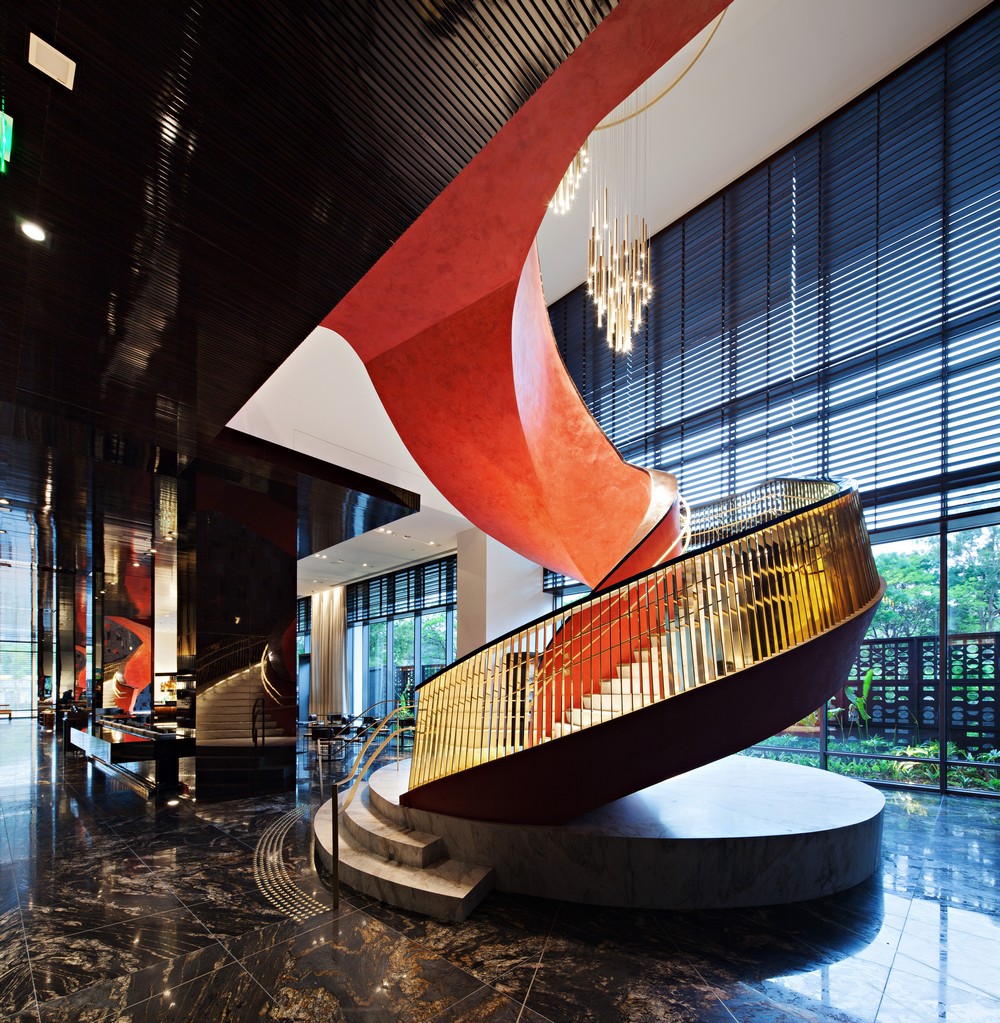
[[323, 0, 727, 587]]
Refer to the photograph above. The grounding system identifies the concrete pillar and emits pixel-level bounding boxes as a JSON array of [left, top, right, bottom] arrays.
[[456, 528, 551, 658]]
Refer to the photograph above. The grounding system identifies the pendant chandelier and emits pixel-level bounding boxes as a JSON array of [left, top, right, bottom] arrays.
[[547, 9, 727, 354], [548, 140, 588, 216], [586, 81, 651, 355]]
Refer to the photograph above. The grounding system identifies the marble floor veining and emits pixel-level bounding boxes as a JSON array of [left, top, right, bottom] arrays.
[[0, 719, 997, 1022]]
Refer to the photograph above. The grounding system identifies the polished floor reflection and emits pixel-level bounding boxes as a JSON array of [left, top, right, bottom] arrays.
[[0, 719, 997, 1022]]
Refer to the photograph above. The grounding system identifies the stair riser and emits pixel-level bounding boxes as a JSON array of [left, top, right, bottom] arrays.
[[342, 795, 444, 868], [583, 694, 659, 712], [565, 709, 615, 727], [617, 663, 665, 681], [335, 840, 491, 923], [600, 679, 662, 695], [368, 781, 409, 827]]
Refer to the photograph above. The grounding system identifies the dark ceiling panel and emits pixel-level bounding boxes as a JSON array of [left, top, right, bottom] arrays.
[[2, 0, 616, 455], [0, 0, 615, 593]]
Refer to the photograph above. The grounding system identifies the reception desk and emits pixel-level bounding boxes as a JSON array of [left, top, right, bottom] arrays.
[[70, 724, 195, 795]]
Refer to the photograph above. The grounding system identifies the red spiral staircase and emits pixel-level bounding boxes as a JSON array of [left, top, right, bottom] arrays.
[[401, 479, 883, 824]]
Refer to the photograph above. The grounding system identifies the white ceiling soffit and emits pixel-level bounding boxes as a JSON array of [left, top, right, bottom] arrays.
[[232, 0, 989, 591], [537, 0, 991, 303], [227, 326, 470, 594]]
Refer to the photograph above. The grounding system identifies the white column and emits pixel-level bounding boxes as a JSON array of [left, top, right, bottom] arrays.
[[456, 528, 551, 658]]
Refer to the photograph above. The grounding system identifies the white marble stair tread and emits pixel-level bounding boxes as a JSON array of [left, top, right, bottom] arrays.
[[583, 692, 660, 711], [566, 707, 616, 727], [551, 721, 584, 737], [600, 678, 657, 695], [337, 827, 494, 922], [343, 787, 443, 868]]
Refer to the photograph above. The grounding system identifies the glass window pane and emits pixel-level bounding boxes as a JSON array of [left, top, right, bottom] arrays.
[[420, 612, 448, 683], [946, 524, 999, 790], [392, 616, 415, 714], [828, 535, 941, 776], [366, 620, 388, 713]]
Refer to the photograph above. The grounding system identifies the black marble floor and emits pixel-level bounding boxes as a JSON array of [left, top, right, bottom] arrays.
[[1, 719, 998, 1023]]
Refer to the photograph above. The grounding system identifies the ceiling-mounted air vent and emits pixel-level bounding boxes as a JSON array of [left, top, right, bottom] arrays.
[[28, 34, 76, 90]]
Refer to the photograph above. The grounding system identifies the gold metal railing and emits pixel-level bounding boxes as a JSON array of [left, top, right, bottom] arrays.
[[408, 479, 880, 791]]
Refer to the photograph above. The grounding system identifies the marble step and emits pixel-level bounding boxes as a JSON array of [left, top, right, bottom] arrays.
[[198, 722, 292, 735], [197, 707, 278, 724], [564, 707, 616, 728], [617, 661, 666, 682], [343, 786, 444, 868], [336, 825, 494, 922], [600, 677, 663, 695], [550, 721, 584, 738], [582, 692, 660, 712]]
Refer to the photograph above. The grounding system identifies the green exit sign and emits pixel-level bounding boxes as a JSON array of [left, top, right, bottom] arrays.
[[0, 112, 11, 172]]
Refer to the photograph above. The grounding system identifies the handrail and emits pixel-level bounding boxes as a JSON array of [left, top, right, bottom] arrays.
[[407, 478, 880, 791], [251, 696, 265, 748], [414, 478, 844, 694], [686, 477, 842, 551], [337, 725, 416, 815], [350, 699, 403, 724], [330, 705, 409, 792], [259, 645, 296, 707]]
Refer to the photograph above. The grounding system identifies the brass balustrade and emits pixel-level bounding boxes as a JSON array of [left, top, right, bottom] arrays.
[[408, 479, 880, 791]]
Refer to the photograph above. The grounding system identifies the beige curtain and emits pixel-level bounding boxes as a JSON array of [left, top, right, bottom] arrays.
[[309, 587, 348, 716]]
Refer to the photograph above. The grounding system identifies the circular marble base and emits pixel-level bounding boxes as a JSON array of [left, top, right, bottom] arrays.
[[367, 755, 884, 909]]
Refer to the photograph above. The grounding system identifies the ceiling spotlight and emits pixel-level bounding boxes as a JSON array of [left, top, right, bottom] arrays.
[[20, 220, 47, 242], [148, 548, 157, 555], [0, 529, 6, 534], [164, 535, 175, 542], [362, 562, 369, 567], [0, 498, 9, 505], [314, 553, 323, 558], [132, 561, 140, 567]]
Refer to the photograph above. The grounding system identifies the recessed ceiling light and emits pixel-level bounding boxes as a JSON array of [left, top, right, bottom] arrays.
[[362, 563, 369, 567], [21, 221, 46, 242], [132, 561, 140, 567], [314, 553, 323, 558], [0, 498, 9, 505], [0, 529, 6, 534], [28, 34, 77, 89], [148, 548, 157, 555]]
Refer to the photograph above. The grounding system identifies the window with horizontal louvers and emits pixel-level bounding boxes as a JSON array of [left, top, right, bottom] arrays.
[[550, 5, 1000, 533], [296, 596, 311, 636], [345, 556, 457, 624]]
